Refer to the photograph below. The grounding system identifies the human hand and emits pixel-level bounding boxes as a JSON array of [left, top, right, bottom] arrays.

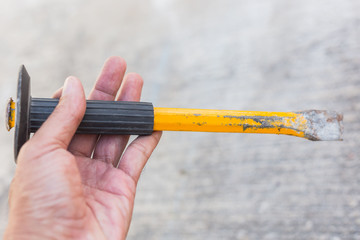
[[4, 57, 162, 240]]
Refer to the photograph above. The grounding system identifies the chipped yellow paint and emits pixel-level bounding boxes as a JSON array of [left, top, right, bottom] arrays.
[[6, 98, 15, 131], [154, 107, 308, 139]]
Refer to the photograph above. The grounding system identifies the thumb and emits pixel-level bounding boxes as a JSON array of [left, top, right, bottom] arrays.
[[31, 76, 86, 149]]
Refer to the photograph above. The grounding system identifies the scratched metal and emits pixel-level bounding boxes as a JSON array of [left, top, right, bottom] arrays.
[[223, 115, 298, 132]]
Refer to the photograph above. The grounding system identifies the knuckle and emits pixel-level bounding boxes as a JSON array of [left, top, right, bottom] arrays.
[[132, 141, 150, 159]]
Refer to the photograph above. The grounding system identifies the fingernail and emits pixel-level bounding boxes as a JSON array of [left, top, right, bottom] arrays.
[[62, 76, 76, 97]]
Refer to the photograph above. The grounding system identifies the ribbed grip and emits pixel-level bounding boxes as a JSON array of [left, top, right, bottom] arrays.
[[30, 98, 154, 135]]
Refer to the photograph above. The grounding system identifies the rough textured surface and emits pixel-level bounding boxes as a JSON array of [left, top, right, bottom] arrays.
[[301, 110, 344, 141], [0, 0, 359, 239]]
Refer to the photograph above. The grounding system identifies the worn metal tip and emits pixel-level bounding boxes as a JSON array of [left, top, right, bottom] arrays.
[[300, 110, 343, 141]]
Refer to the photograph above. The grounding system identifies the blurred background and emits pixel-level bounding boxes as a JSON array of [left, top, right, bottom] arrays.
[[0, 0, 359, 239]]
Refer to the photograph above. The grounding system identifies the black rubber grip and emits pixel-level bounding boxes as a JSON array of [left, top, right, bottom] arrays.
[[30, 98, 154, 135]]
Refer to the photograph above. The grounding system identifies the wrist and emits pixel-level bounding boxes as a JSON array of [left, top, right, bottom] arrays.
[[4, 216, 82, 240], [4, 216, 54, 240], [4, 226, 47, 240]]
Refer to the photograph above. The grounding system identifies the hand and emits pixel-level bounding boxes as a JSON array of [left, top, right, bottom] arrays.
[[4, 57, 162, 240]]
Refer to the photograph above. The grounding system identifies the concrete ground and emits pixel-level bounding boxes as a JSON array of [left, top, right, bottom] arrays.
[[0, 0, 359, 239]]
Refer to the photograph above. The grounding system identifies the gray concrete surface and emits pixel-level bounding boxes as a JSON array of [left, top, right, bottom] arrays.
[[0, 0, 359, 239]]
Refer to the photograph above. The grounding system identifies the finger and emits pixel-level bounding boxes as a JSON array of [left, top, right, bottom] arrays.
[[118, 131, 162, 184], [68, 56, 127, 157], [92, 73, 144, 166], [31, 77, 86, 150], [52, 87, 63, 98]]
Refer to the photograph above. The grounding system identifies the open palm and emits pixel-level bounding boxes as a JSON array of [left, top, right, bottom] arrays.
[[5, 57, 161, 240]]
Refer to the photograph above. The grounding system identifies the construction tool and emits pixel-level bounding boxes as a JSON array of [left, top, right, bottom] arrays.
[[6, 66, 344, 162]]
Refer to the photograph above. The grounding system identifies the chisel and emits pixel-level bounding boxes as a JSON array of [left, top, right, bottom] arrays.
[[6, 66, 344, 162]]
